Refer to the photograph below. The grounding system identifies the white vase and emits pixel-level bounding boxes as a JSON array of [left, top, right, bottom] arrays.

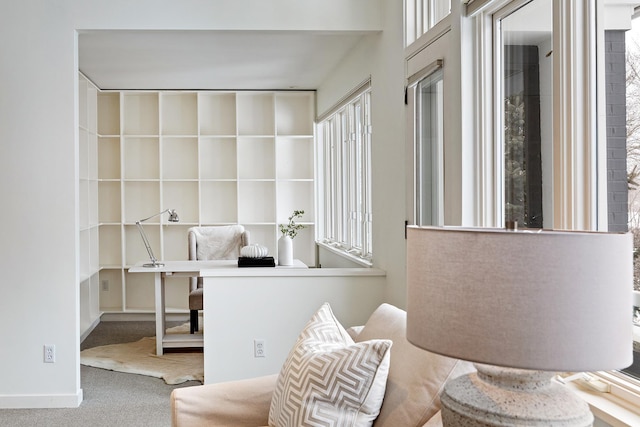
[[278, 235, 293, 266]]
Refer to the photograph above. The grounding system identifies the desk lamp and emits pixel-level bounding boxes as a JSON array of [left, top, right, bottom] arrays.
[[406, 226, 632, 426], [136, 209, 179, 267]]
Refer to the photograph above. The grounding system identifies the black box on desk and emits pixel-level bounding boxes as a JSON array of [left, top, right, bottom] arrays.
[[237, 256, 276, 267]]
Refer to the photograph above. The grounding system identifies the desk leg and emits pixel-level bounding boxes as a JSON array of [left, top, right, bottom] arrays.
[[155, 272, 166, 355]]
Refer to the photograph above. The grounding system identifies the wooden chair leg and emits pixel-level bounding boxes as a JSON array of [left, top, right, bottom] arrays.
[[190, 310, 198, 334]]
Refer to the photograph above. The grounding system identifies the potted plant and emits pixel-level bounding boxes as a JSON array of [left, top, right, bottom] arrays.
[[278, 210, 305, 266]]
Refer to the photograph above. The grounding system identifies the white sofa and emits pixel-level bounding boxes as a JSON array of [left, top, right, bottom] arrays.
[[171, 303, 475, 427]]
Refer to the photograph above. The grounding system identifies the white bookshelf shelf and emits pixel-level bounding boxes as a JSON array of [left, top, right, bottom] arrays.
[[78, 73, 101, 337], [96, 90, 316, 313]]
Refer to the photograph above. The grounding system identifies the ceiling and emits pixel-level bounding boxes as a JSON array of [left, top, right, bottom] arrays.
[[78, 30, 369, 91]]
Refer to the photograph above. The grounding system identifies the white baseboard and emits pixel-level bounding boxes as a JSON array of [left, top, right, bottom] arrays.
[[0, 390, 83, 409], [99, 311, 190, 323], [80, 316, 101, 343]]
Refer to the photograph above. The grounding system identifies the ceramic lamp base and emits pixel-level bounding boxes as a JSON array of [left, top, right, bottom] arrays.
[[441, 364, 593, 426]]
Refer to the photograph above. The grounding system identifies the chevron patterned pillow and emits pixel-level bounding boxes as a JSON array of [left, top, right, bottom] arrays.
[[268, 303, 392, 427]]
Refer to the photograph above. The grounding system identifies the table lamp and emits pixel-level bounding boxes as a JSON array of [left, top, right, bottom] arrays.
[[136, 209, 179, 267], [406, 226, 633, 426]]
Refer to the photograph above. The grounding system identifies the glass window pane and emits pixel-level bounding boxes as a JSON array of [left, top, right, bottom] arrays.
[[316, 85, 372, 262], [405, 0, 451, 46], [416, 68, 444, 226], [500, 0, 552, 228], [432, 0, 451, 27]]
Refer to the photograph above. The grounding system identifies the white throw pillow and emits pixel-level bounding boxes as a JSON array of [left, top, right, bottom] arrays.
[[268, 303, 392, 427]]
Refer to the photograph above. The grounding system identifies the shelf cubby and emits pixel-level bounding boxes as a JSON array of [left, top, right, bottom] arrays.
[[79, 128, 89, 179], [200, 181, 238, 223], [163, 276, 190, 310], [79, 179, 89, 230], [238, 181, 276, 223], [80, 275, 100, 333], [237, 92, 275, 135], [98, 137, 121, 179], [125, 224, 160, 266], [163, 224, 192, 261], [123, 137, 159, 179], [99, 226, 122, 267], [123, 181, 160, 224], [98, 92, 120, 135], [88, 134, 98, 181], [162, 137, 198, 179], [276, 137, 314, 179], [162, 92, 198, 135], [200, 137, 237, 179], [237, 137, 275, 179], [87, 84, 98, 135], [244, 224, 278, 257], [99, 268, 124, 311], [199, 92, 236, 136], [162, 181, 199, 224], [89, 180, 99, 226], [89, 225, 100, 274], [79, 78, 88, 129], [123, 93, 159, 135], [292, 226, 316, 266], [80, 229, 91, 279], [276, 93, 315, 135], [124, 272, 155, 311], [277, 181, 315, 224], [98, 181, 121, 223]]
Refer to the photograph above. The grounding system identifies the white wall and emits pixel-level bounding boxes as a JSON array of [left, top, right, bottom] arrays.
[[0, 3, 80, 408], [316, 0, 407, 307], [0, 0, 384, 408], [203, 269, 387, 383]]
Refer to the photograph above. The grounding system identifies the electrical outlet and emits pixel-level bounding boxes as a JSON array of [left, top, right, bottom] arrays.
[[101, 279, 109, 291], [254, 339, 266, 358], [44, 345, 55, 363]]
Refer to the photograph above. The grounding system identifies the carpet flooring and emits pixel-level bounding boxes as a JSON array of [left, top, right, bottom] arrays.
[[0, 321, 202, 427]]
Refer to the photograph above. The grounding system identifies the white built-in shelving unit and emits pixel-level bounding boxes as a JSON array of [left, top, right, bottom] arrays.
[[78, 73, 101, 336], [97, 90, 316, 313]]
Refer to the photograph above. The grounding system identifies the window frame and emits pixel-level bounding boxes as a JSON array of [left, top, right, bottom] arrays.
[[470, 0, 599, 230], [316, 80, 373, 266], [407, 59, 445, 226], [468, 0, 640, 417], [404, 0, 640, 420]]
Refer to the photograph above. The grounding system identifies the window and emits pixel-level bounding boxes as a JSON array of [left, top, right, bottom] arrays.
[[316, 81, 372, 264], [498, 0, 552, 228], [621, 15, 640, 386], [405, 0, 451, 46], [478, 0, 640, 414], [408, 61, 444, 226]]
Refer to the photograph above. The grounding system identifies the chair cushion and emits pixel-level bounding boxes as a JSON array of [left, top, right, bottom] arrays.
[[354, 303, 475, 427], [190, 225, 246, 260], [188, 288, 203, 310], [268, 303, 392, 427], [171, 374, 277, 426]]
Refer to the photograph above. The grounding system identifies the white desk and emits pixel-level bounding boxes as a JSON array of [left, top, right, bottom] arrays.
[[128, 259, 307, 355]]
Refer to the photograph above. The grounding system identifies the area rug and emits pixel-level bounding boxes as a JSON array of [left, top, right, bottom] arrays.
[[80, 323, 203, 385]]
